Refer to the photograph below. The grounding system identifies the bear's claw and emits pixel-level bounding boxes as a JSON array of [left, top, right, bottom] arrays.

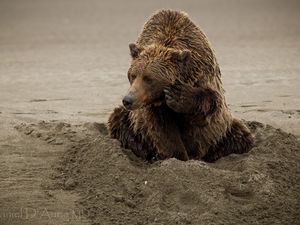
[[164, 89, 172, 100], [164, 88, 184, 112]]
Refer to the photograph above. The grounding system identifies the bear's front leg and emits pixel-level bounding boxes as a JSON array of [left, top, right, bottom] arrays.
[[164, 82, 222, 116], [147, 107, 189, 161]]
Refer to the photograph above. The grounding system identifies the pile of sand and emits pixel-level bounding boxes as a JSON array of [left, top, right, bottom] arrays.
[[15, 120, 300, 225]]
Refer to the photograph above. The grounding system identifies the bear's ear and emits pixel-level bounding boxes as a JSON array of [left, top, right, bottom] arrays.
[[129, 43, 141, 59], [170, 49, 191, 64]]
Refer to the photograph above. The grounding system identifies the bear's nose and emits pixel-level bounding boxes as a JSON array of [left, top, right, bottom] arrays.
[[122, 95, 133, 108]]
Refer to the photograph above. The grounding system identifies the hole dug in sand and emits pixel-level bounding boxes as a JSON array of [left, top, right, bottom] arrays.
[[15, 120, 300, 225]]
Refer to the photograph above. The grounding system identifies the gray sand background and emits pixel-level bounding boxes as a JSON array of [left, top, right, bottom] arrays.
[[0, 0, 299, 133], [0, 0, 299, 224]]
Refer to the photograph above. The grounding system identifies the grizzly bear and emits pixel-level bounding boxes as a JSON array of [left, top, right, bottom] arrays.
[[108, 10, 254, 162]]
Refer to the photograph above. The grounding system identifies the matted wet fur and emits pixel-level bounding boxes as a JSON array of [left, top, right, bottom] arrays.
[[108, 10, 254, 161]]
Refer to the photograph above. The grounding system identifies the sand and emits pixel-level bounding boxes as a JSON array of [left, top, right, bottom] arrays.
[[0, 0, 299, 224]]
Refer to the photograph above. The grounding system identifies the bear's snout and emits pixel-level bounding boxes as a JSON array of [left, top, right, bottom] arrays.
[[122, 95, 134, 109]]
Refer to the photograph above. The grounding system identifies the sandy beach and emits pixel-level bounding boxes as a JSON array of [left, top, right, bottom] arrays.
[[0, 0, 299, 224]]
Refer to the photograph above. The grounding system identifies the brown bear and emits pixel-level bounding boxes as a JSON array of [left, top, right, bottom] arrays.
[[108, 10, 254, 162]]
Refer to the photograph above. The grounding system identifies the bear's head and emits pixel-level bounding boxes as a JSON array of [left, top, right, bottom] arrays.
[[122, 43, 191, 110]]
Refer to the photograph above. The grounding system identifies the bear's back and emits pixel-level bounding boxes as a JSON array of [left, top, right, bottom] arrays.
[[137, 10, 210, 53]]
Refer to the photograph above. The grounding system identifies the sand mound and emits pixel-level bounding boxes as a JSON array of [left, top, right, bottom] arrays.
[[15, 121, 300, 225]]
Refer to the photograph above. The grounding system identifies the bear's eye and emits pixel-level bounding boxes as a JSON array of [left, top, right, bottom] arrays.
[[128, 74, 136, 84], [143, 76, 153, 84]]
